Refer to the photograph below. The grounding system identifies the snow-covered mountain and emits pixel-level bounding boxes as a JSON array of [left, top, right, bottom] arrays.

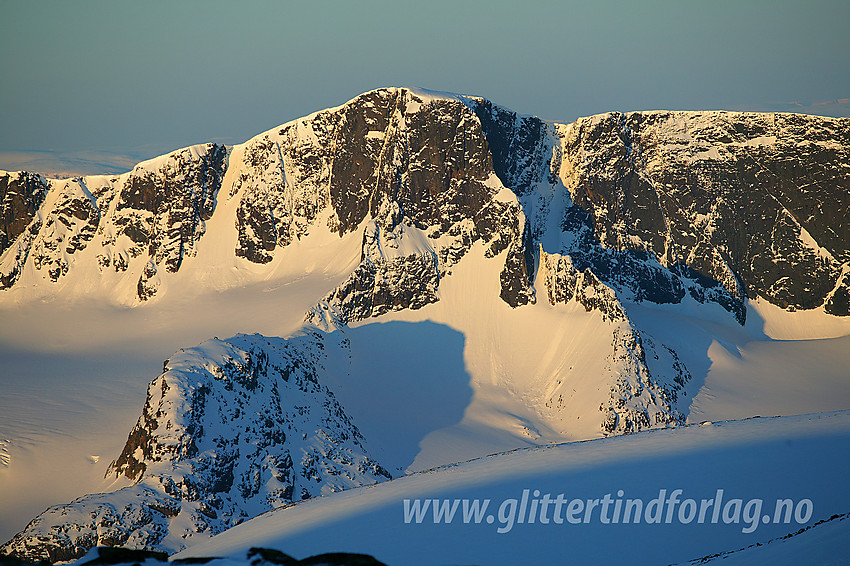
[[1, 87, 849, 563], [1, 331, 391, 562], [4, 88, 847, 316]]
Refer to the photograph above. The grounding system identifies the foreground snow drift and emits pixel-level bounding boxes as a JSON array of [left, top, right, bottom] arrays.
[[176, 411, 850, 566]]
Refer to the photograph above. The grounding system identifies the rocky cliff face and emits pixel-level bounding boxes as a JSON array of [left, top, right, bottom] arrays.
[[232, 88, 535, 316], [0, 144, 227, 300], [0, 332, 390, 562], [555, 111, 850, 317], [0, 171, 49, 254], [3, 90, 846, 316], [2, 86, 847, 471], [114, 144, 226, 275], [0, 171, 50, 287]]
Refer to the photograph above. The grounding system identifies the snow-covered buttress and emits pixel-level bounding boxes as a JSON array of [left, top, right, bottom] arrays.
[[1, 87, 848, 562], [0, 331, 390, 562]]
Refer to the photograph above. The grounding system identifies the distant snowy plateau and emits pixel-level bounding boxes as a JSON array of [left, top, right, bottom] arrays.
[[1, 88, 849, 565]]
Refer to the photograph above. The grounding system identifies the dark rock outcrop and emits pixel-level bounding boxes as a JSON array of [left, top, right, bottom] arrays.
[[0, 171, 49, 255], [117, 144, 226, 274], [540, 249, 691, 433]]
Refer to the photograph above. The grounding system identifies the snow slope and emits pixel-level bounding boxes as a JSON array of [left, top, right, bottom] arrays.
[[175, 411, 850, 566], [320, 242, 850, 473], [0, 225, 362, 543], [5, 240, 847, 548], [682, 513, 850, 565]]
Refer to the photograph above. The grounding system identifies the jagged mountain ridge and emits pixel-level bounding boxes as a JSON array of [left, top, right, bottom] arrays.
[[1, 331, 391, 562], [1, 88, 847, 317], [0, 145, 227, 298]]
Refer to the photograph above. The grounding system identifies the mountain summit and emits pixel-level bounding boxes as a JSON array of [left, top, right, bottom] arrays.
[[2, 88, 847, 315]]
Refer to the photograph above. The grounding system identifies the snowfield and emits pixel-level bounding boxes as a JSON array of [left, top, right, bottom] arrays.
[[3, 241, 849, 548], [174, 411, 850, 566]]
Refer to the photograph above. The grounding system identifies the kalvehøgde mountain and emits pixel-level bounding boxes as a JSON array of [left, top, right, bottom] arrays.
[[1, 87, 848, 562]]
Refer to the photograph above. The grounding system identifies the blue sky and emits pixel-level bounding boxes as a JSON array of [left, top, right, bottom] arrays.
[[1, 0, 848, 175]]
